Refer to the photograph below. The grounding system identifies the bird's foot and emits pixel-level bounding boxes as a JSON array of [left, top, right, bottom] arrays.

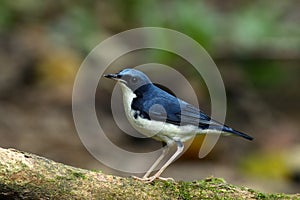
[[131, 175, 174, 183], [157, 177, 174, 181], [131, 175, 151, 181]]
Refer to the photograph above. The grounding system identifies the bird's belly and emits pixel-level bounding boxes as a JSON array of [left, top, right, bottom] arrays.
[[127, 110, 198, 142]]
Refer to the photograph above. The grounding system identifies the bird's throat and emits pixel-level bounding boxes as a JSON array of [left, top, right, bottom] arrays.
[[118, 82, 137, 117]]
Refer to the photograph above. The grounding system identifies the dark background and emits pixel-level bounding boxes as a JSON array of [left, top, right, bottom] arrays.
[[0, 0, 299, 193]]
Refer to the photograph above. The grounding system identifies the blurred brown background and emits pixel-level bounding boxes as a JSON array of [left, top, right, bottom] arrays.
[[0, 0, 299, 194]]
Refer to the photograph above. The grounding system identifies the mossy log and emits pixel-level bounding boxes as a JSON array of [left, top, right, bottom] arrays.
[[0, 147, 299, 199]]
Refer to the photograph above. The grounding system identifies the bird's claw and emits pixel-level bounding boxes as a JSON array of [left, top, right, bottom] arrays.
[[131, 175, 151, 181], [131, 175, 174, 183], [157, 177, 174, 181]]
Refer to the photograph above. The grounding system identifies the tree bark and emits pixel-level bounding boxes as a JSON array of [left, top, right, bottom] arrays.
[[0, 147, 299, 199]]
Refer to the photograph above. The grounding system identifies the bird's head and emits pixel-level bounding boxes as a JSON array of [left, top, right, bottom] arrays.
[[104, 68, 152, 92]]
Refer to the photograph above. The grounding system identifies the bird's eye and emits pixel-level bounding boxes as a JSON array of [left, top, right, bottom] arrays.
[[131, 77, 138, 83]]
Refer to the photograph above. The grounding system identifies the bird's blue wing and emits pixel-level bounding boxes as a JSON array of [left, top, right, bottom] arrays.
[[131, 85, 211, 128]]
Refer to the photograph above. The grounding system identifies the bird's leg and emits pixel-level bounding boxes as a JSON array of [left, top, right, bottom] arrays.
[[132, 143, 170, 181], [147, 140, 184, 183], [142, 145, 170, 179]]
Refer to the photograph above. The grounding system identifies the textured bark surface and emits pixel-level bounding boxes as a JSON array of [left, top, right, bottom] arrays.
[[0, 147, 299, 200]]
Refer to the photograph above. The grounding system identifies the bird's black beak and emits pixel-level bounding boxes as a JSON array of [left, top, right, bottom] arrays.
[[103, 73, 121, 80]]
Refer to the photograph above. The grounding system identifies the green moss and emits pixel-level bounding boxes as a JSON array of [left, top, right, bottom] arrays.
[[71, 172, 86, 179], [178, 181, 193, 200], [267, 193, 294, 199], [152, 177, 244, 200], [256, 192, 267, 199], [161, 180, 177, 190], [55, 175, 66, 180], [91, 169, 102, 173]]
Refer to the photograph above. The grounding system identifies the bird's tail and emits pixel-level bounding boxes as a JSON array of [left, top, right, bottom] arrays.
[[221, 125, 253, 140], [205, 123, 253, 140]]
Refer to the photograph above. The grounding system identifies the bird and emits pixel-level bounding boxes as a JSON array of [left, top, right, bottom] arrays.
[[104, 68, 253, 182]]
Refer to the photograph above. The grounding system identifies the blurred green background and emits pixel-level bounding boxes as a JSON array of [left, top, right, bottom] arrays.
[[0, 0, 299, 194]]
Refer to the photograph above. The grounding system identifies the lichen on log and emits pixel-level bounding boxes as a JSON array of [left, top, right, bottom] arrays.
[[0, 147, 299, 199]]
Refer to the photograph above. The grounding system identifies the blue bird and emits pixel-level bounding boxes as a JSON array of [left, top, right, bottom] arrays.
[[104, 68, 253, 182]]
